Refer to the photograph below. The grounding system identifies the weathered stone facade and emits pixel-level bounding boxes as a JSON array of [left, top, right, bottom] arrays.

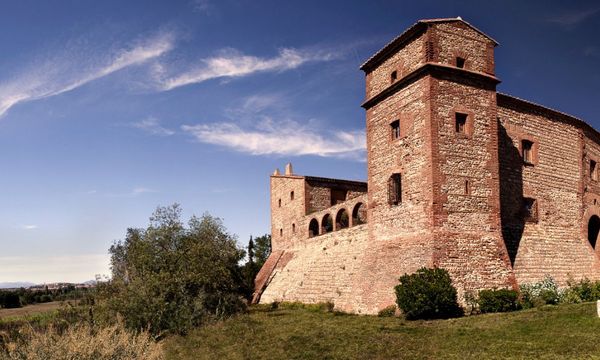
[[253, 18, 600, 314]]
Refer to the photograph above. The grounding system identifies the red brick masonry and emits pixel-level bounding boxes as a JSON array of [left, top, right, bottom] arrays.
[[253, 18, 600, 314]]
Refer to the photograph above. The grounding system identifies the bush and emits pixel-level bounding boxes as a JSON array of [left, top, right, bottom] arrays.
[[0, 320, 162, 360], [477, 289, 521, 313], [1, 294, 21, 309], [394, 267, 463, 320], [560, 278, 600, 304], [519, 276, 560, 308], [377, 305, 397, 317]]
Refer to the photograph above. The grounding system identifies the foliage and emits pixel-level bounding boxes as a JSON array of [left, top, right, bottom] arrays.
[[559, 277, 600, 304], [377, 305, 397, 317], [0, 319, 162, 360], [103, 204, 247, 337], [394, 267, 463, 320], [0, 295, 20, 310], [0, 286, 89, 309], [519, 276, 560, 309], [240, 234, 272, 300], [477, 289, 521, 313]]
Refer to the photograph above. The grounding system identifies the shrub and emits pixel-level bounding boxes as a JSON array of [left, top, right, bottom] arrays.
[[394, 267, 463, 320], [1, 294, 21, 309], [477, 289, 521, 313], [0, 320, 162, 360], [377, 305, 397, 317], [519, 276, 560, 308], [560, 278, 600, 304]]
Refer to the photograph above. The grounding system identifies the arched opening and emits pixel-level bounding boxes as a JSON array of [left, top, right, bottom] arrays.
[[308, 219, 319, 238], [321, 214, 333, 234], [589, 215, 600, 249], [335, 208, 349, 230], [352, 202, 367, 225]]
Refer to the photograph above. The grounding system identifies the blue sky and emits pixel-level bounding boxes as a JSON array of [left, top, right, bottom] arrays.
[[0, 0, 598, 283]]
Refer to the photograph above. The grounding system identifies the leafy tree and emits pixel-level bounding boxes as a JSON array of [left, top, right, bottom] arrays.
[[253, 234, 271, 269], [104, 204, 246, 337]]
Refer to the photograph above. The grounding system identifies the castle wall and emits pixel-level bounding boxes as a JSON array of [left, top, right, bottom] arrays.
[[429, 75, 515, 295], [432, 22, 495, 74], [270, 176, 307, 251], [497, 100, 600, 285], [366, 32, 426, 99]]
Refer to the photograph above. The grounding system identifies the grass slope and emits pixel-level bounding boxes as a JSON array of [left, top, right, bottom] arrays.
[[165, 302, 600, 359]]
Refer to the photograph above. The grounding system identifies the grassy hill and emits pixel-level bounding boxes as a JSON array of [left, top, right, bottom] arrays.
[[164, 302, 600, 359]]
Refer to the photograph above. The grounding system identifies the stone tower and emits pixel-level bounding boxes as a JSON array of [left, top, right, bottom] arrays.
[[359, 18, 515, 305]]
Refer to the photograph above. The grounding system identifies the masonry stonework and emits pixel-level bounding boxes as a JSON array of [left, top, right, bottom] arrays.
[[253, 18, 600, 314]]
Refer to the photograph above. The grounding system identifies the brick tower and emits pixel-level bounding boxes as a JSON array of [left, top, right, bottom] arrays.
[[358, 18, 515, 307]]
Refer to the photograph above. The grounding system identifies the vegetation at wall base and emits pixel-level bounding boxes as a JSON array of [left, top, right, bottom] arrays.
[[477, 289, 521, 313], [394, 267, 463, 320]]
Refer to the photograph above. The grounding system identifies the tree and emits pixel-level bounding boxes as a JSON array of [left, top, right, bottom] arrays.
[[253, 234, 271, 269], [104, 204, 246, 336]]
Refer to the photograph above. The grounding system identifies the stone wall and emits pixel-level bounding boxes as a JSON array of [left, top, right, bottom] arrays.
[[498, 95, 600, 285]]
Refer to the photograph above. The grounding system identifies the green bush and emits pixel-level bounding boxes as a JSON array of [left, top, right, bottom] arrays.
[[477, 289, 521, 313], [560, 278, 600, 304], [377, 305, 397, 317], [519, 276, 560, 308], [394, 267, 463, 320]]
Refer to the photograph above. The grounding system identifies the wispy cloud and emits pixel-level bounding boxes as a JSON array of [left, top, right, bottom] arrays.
[[20, 225, 38, 230], [182, 118, 365, 160], [190, 0, 213, 14], [547, 7, 600, 27], [157, 48, 338, 91], [0, 31, 175, 117], [131, 117, 175, 136]]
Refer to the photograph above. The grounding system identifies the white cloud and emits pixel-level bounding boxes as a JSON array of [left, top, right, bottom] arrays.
[[131, 117, 175, 136], [547, 7, 600, 26], [20, 225, 38, 230], [158, 48, 337, 91], [182, 118, 365, 160], [131, 187, 157, 195], [0, 31, 175, 117]]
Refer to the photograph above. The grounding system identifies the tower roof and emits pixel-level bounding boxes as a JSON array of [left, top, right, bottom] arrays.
[[360, 17, 498, 72]]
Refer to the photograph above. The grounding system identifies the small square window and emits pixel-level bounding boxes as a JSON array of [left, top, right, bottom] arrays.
[[456, 57, 465, 69], [391, 120, 400, 140], [455, 113, 467, 134], [522, 140, 534, 165], [591, 160, 597, 181], [391, 70, 398, 83]]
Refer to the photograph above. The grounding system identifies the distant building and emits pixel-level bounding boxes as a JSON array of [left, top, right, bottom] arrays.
[[253, 18, 600, 314]]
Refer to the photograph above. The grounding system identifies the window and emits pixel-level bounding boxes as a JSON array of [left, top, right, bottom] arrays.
[[456, 57, 465, 69], [292, 223, 296, 234], [390, 120, 400, 140], [290, 191, 295, 200], [391, 70, 398, 83], [464, 180, 470, 195], [591, 160, 598, 181], [278, 199, 281, 207], [522, 140, 534, 165], [388, 173, 402, 205], [455, 113, 467, 134], [522, 197, 538, 222], [279, 228, 283, 236]]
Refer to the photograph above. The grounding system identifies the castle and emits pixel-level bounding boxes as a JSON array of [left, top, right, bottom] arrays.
[[253, 18, 600, 314]]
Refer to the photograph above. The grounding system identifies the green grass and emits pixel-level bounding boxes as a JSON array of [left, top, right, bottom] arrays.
[[164, 302, 600, 359]]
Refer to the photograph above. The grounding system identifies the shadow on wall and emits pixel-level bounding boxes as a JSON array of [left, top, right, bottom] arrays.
[[498, 121, 525, 266]]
